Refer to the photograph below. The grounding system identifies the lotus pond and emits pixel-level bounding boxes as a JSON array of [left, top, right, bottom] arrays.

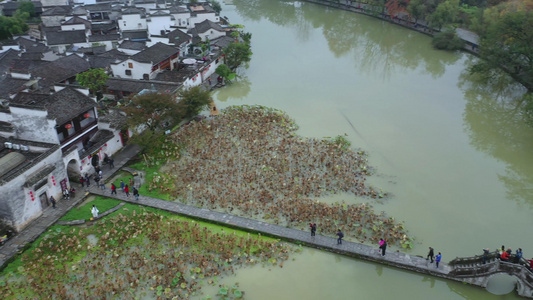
[[0, 200, 299, 299], [147, 105, 413, 248]]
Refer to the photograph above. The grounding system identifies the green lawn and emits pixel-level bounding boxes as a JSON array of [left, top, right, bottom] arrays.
[[59, 196, 121, 221]]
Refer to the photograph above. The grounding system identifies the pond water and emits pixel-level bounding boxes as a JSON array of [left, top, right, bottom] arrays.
[[209, 0, 533, 298]]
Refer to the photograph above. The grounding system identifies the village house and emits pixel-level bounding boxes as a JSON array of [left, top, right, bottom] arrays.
[[0, 86, 127, 231], [110, 42, 179, 80]]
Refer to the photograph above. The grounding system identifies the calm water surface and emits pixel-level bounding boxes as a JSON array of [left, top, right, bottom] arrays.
[[210, 0, 533, 298]]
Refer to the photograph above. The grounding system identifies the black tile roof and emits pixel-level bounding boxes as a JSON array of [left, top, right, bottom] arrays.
[[0, 1, 43, 17], [210, 36, 234, 49], [19, 52, 44, 60], [11, 59, 48, 73], [88, 33, 120, 42], [91, 22, 118, 33], [121, 7, 145, 15], [192, 19, 224, 34], [131, 42, 178, 63], [46, 30, 87, 45], [0, 76, 29, 99], [106, 77, 180, 94], [167, 29, 191, 46], [31, 55, 90, 90], [0, 49, 21, 77], [62, 16, 91, 27], [122, 30, 148, 41], [16, 37, 50, 53], [118, 40, 146, 51], [83, 3, 113, 12], [11, 87, 96, 125], [41, 5, 72, 16]]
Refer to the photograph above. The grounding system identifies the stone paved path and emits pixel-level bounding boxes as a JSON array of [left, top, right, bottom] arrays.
[[89, 186, 454, 280]]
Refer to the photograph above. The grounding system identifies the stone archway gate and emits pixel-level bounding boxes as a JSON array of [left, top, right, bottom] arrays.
[[448, 255, 533, 297]]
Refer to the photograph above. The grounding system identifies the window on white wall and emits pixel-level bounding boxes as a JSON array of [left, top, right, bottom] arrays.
[[125, 70, 132, 75]]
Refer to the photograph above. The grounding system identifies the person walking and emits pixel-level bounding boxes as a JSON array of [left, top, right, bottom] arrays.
[[100, 181, 106, 190], [427, 247, 435, 263], [111, 183, 117, 195], [109, 158, 114, 169], [133, 187, 139, 201], [435, 252, 442, 268], [49, 196, 56, 209], [85, 174, 90, 187], [381, 240, 387, 256], [482, 248, 490, 264], [124, 185, 130, 197], [80, 175, 85, 187], [120, 180, 125, 193], [379, 239, 385, 254], [91, 205, 99, 219], [336, 229, 344, 245], [310, 223, 316, 236], [94, 175, 100, 188]]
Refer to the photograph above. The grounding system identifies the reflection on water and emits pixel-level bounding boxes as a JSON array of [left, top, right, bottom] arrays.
[[215, 0, 533, 298], [215, 76, 252, 102], [216, 247, 521, 299], [459, 60, 533, 208]]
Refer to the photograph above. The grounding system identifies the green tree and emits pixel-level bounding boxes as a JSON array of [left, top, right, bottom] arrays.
[[0, 16, 29, 40], [177, 86, 212, 119], [215, 64, 236, 83], [76, 68, 109, 99], [471, 10, 533, 91], [17, 2, 37, 19], [407, 0, 426, 24], [428, 0, 460, 30], [223, 42, 252, 68], [431, 31, 465, 50], [208, 0, 222, 14], [122, 92, 182, 132]]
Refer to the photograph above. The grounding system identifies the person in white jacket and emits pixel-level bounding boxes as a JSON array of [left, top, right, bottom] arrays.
[[91, 205, 99, 219]]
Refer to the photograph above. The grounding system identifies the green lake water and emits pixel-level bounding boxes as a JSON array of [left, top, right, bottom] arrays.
[[210, 0, 533, 298]]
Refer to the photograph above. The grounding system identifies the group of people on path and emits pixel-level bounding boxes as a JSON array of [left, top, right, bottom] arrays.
[[110, 179, 139, 200], [485, 245, 533, 271], [426, 247, 442, 268]]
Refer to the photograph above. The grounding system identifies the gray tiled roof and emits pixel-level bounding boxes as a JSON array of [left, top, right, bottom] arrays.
[[83, 3, 112, 12], [31, 55, 90, 90], [118, 40, 146, 51], [41, 6, 72, 16], [167, 29, 191, 46], [19, 52, 44, 60], [121, 7, 145, 15], [0, 49, 21, 77], [89, 49, 129, 68], [91, 22, 118, 33], [0, 76, 28, 99], [46, 30, 87, 45], [106, 77, 180, 94], [11, 59, 48, 73], [169, 6, 189, 14], [455, 28, 479, 45], [62, 16, 91, 27], [193, 19, 224, 34], [122, 30, 148, 41], [16, 37, 50, 53], [131, 42, 178, 63], [88, 33, 120, 42], [210, 36, 234, 49], [11, 87, 96, 125]]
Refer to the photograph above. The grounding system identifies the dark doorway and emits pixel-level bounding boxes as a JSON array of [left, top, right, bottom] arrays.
[[39, 193, 49, 209]]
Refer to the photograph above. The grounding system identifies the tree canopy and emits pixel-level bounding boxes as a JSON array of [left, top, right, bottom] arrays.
[[177, 86, 212, 119], [122, 92, 182, 132], [223, 42, 252, 68], [76, 68, 109, 99]]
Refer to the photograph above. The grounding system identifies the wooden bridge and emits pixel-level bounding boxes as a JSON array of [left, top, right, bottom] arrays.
[[448, 254, 533, 298]]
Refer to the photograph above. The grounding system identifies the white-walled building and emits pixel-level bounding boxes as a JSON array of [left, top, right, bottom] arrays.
[[118, 7, 147, 32], [110, 42, 179, 80], [188, 19, 226, 42], [147, 11, 173, 37]]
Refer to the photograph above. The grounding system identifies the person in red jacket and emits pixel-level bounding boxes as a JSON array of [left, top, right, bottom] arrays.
[[501, 251, 510, 262], [527, 258, 533, 272], [111, 183, 117, 195], [124, 185, 130, 197]]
